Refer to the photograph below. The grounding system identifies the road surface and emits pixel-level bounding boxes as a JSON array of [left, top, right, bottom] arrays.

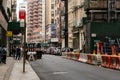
[[30, 54, 120, 80]]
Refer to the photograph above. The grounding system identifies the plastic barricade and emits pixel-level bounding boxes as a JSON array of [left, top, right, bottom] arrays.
[[110, 55, 120, 69], [87, 54, 101, 65], [79, 53, 87, 63], [116, 56, 120, 69], [101, 55, 107, 67], [110, 55, 117, 69], [62, 52, 67, 58], [87, 54, 93, 64], [105, 55, 111, 68], [67, 52, 72, 59], [27, 52, 37, 61], [101, 55, 111, 68], [72, 53, 80, 61]]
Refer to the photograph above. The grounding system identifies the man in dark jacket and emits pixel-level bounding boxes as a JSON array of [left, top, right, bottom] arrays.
[[1, 45, 7, 64]]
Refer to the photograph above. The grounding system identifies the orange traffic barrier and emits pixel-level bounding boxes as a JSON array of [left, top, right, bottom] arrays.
[[74, 54, 80, 61], [101, 55, 106, 67], [105, 55, 111, 68], [110, 55, 120, 69], [116, 56, 120, 69], [87, 54, 93, 64], [67, 52, 72, 59], [110, 55, 116, 69], [101, 55, 111, 68]]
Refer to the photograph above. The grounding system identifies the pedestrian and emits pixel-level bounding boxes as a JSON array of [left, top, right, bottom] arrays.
[[1, 45, 7, 64], [12, 46, 16, 59], [16, 46, 21, 60]]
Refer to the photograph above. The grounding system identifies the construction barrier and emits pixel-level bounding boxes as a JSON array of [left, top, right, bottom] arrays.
[[86, 54, 101, 65], [109, 55, 120, 69], [27, 52, 37, 61], [110, 55, 118, 69], [101, 55, 111, 68], [79, 53, 87, 63], [116, 56, 120, 69], [62, 52, 68, 58], [62, 51, 80, 61], [72, 53, 80, 61], [101, 55, 120, 69], [67, 52, 73, 59], [72, 50, 80, 61], [87, 54, 93, 64]]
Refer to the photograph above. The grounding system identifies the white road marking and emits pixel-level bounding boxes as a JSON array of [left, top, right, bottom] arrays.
[[53, 71, 68, 75]]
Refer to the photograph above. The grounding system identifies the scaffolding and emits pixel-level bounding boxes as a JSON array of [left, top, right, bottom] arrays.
[[108, 0, 117, 22]]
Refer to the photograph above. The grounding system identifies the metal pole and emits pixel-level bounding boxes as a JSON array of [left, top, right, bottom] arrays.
[[23, 18, 26, 72], [64, 0, 68, 47]]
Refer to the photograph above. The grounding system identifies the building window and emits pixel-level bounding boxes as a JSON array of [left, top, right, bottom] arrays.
[[51, 19, 54, 23], [51, 4, 54, 9], [51, 11, 54, 17]]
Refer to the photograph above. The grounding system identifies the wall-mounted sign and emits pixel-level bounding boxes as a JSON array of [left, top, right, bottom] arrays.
[[19, 10, 26, 19], [6, 31, 12, 37]]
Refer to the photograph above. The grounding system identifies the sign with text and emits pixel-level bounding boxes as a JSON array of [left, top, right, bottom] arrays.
[[6, 31, 12, 37]]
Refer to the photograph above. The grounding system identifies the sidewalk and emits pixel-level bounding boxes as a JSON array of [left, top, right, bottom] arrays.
[[0, 57, 14, 80], [0, 57, 40, 80]]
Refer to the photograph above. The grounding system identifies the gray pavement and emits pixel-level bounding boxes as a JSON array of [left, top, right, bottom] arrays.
[[0, 57, 14, 80], [0, 57, 40, 80]]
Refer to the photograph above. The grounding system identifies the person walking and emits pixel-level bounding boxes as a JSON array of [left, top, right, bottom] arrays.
[[1, 45, 7, 64], [16, 46, 21, 60], [12, 46, 16, 59]]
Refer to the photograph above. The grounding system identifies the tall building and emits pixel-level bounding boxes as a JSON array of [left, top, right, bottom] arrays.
[[67, 0, 86, 50], [11, 0, 17, 21], [27, 0, 45, 43], [54, 0, 62, 47], [0, 0, 11, 46], [45, 0, 63, 47]]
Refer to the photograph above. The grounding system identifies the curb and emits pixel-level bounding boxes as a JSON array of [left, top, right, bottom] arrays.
[[3, 58, 15, 80]]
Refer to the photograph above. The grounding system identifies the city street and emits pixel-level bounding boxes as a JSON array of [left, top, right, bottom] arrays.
[[30, 54, 120, 80]]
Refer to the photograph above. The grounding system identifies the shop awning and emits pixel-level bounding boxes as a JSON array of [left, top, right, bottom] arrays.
[[8, 22, 23, 34]]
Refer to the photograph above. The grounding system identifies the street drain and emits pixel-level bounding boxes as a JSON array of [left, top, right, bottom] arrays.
[[53, 71, 68, 75]]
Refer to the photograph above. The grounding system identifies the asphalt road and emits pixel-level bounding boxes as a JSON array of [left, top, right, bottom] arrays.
[[30, 54, 120, 80]]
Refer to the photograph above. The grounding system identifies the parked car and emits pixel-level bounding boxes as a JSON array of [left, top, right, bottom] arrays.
[[46, 47, 56, 54], [61, 47, 73, 52], [54, 47, 62, 56]]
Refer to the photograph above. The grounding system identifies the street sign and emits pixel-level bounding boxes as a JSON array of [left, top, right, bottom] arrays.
[[20, 21, 24, 27], [6, 31, 12, 37], [19, 10, 26, 19]]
